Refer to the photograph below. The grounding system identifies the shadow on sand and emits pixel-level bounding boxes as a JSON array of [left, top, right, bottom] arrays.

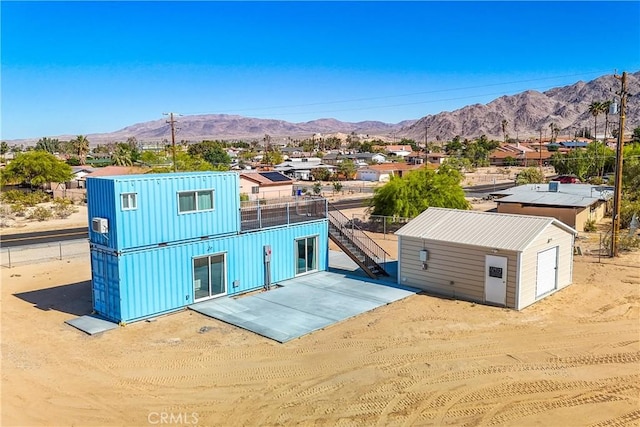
[[14, 280, 93, 317]]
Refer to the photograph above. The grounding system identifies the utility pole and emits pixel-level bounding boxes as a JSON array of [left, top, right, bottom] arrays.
[[424, 121, 429, 153], [539, 127, 543, 168], [164, 112, 179, 172], [611, 71, 628, 257]]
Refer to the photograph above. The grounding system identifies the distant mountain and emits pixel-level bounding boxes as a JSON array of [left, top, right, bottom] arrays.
[[8, 72, 639, 146], [82, 115, 409, 145], [400, 72, 640, 142]]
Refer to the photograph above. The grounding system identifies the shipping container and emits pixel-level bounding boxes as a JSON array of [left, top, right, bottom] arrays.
[[87, 172, 329, 323]]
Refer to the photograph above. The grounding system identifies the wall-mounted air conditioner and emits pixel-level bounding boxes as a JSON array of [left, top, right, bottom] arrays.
[[92, 217, 109, 234]]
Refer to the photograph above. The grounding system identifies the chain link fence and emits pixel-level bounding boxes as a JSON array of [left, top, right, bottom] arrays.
[[1, 240, 89, 268]]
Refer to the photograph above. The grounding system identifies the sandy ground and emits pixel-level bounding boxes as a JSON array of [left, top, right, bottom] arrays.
[[2, 181, 639, 426], [2, 220, 639, 426]]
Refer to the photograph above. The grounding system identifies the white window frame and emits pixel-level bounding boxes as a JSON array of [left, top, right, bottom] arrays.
[[177, 189, 215, 214], [121, 193, 137, 211]]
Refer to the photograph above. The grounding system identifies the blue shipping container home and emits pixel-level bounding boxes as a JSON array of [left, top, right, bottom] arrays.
[[87, 172, 328, 323]]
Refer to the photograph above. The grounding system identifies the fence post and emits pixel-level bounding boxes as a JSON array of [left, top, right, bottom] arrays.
[[383, 218, 387, 240], [7, 248, 11, 268], [59, 242, 63, 260], [598, 233, 602, 263]]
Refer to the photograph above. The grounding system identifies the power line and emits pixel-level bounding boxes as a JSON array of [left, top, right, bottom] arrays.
[[180, 70, 616, 118]]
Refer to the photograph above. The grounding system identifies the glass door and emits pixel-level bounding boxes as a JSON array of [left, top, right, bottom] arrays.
[[193, 253, 226, 301], [296, 236, 317, 275]]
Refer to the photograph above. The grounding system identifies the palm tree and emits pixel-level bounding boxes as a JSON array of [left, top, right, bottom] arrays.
[[588, 101, 603, 141], [72, 135, 90, 165], [111, 144, 133, 166], [501, 119, 509, 143], [588, 101, 604, 176]]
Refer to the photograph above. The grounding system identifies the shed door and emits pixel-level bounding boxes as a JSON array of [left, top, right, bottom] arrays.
[[485, 255, 507, 305], [536, 246, 558, 297]]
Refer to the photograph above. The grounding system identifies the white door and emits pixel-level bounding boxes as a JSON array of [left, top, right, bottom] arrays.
[[485, 255, 507, 305], [536, 247, 558, 297]]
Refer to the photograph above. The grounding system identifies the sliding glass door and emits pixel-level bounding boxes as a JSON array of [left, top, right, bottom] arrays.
[[296, 236, 317, 275], [193, 253, 226, 301]]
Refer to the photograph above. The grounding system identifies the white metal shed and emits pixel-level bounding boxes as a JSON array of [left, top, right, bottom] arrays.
[[396, 208, 578, 310]]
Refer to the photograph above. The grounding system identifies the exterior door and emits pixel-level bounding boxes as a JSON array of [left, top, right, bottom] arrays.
[[295, 236, 317, 275], [485, 255, 507, 305], [536, 247, 558, 297], [193, 253, 226, 302]]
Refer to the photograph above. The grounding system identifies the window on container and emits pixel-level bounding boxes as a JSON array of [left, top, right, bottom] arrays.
[[178, 190, 214, 213], [121, 193, 137, 210]]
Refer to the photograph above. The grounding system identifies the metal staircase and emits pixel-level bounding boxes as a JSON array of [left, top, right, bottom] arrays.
[[328, 203, 390, 279]]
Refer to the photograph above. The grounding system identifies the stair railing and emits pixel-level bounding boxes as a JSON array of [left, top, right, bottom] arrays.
[[327, 203, 390, 267]]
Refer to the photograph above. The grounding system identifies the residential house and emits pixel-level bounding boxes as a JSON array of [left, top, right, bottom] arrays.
[[239, 171, 294, 201], [491, 183, 613, 232]]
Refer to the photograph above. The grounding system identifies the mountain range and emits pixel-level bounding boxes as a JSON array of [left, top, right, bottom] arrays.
[[12, 72, 640, 145]]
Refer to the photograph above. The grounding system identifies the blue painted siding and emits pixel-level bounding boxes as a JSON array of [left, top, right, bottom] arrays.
[[87, 172, 240, 251], [92, 221, 328, 322], [90, 248, 121, 323]]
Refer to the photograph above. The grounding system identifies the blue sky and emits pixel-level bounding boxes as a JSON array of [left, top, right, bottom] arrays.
[[2, 1, 639, 141]]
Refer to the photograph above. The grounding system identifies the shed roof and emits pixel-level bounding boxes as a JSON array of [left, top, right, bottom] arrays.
[[496, 192, 599, 208], [396, 207, 577, 252], [492, 183, 613, 202]]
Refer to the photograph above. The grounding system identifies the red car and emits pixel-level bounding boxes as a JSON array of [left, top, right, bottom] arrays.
[[554, 175, 581, 184]]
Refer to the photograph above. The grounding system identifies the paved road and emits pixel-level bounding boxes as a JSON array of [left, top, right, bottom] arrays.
[[1, 227, 89, 248], [1, 198, 369, 248], [2, 183, 507, 248]]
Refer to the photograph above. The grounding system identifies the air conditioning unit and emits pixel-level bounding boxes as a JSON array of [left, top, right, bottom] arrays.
[[92, 217, 109, 234]]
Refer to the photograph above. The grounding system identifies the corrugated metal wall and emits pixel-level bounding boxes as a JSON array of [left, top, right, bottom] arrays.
[[86, 178, 116, 248], [87, 172, 240, 251], [93, 221, 329, 322], [90, 247, 121, 322]]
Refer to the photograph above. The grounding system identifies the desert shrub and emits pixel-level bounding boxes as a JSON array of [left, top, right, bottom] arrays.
[[583, 219, 597, 232], [0, 190, 50, 207], [0, 190, 25, 204], [312, 182, 322, 195], [52, 198, 77, 219], [621, 199, 640, 229], [10, 203, 26, 217], [27, 206, 53, 221]]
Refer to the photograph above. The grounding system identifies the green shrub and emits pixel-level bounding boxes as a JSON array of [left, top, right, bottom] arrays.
[[52, 198, 77, 219], [27, 206, 53, 221], [583, 219, 597, 232], [10, 203, 26, 217], [0, 190, 24, 204], [0, 189, 50, 206], [239, 193, 249, 202]]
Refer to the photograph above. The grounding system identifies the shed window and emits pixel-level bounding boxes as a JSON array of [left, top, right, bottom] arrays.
[[121, 193, 137, 210], [178, 190, 214, 213]]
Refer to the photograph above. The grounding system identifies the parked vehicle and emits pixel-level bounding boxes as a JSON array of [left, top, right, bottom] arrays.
[[554, 175, 581, 184]]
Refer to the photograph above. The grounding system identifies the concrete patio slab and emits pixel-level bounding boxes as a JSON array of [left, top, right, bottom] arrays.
[[65, 315, 119, 335], [190, 270, 418, 343]]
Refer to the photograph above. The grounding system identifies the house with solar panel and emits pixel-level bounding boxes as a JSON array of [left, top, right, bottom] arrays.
[[239, 171, 294, 201], [86, 171, 333, 324]]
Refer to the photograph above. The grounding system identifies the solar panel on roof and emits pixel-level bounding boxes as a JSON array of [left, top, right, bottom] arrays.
[[259, 172, 292, 182]]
